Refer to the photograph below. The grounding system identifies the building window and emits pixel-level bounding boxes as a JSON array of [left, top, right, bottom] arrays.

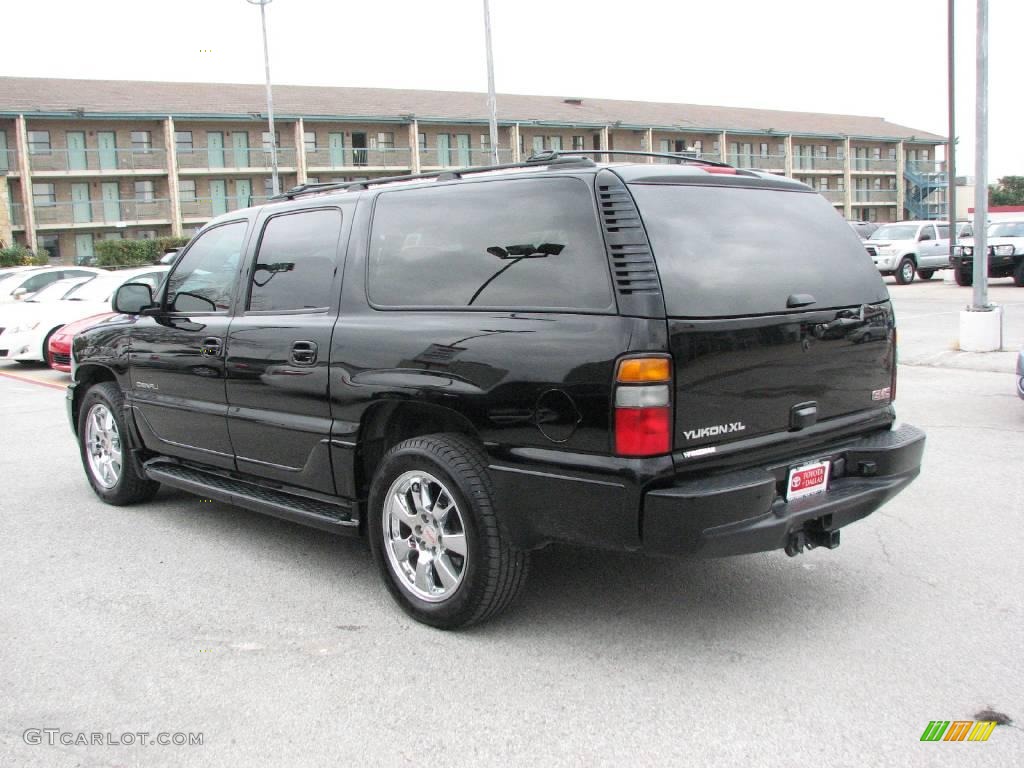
[[179, 179, 196, 202], [135, 180, 155, 202], [28, 131, 51, 155], [873, 178, 882, 191], [304, 131, 316, 151], [262, 131, 280, 150], [32, 182, 56, 207], [837, 177, 845, 191], [374, 132, 395, 150], [572, 136, 585, 150], [920, 149, 930, 162], [836, 145, 845, 160], [759, 143, 769, 158], [306, 176, 319, 184], [175, 131, 193, 153], [659, 139, 671, 153], [712, 141, 720, 154], [816, 145, 828, 159], [418, 133, 427, 150], [818, 178, 829, 191], [263, 177, 275, 196], [549, 136, 563, 151], [38, 234, 60, 260], [136, 230, 158, 240], [888, 148, 897, 161], [480, 134, 491, 150], [131, 131, 152, 152], [532, 136, 545, 155], [872, 147, 881, 161]]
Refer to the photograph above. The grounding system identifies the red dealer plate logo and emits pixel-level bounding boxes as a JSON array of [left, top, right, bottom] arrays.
[[786, 460, 831, 502]]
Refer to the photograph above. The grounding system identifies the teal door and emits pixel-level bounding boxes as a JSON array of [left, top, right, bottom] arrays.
[[207, 132, 225, 168], [232, 132, 249, 168], [436, 134, 450, 167], [97, 132, 117, 170], [101, 182, 120, 222], [235, 179, 251, 210], [67, 131, 88, 171], [75, 234, 94, 264], [210, 179, 228, 216], [0, 131, 7, 172], [71, 183, 92, 223], [456, 134, 471, 166], [328, 132, 345, 167]]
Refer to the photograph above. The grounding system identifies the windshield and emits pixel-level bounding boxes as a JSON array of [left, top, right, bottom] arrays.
[[630, 184, 886, 317], [869, 225, 919, 241], [25, 277, 93, 302], [989, 222, 1024, 238], [63, 275, 121, 302]]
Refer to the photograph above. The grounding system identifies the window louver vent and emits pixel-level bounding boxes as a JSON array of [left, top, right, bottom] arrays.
[[597, 181, 660, 296]]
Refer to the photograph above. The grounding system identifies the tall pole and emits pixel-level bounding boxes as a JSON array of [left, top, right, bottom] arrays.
[[947, 0, 957, 253], [248, 0, 279, 196], [972, 0, 988, 309], [483, 0, 499, 165]]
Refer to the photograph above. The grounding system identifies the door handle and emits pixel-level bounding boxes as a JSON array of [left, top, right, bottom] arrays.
[[290, 340, 318, 366], [200, 337, 223, 358]]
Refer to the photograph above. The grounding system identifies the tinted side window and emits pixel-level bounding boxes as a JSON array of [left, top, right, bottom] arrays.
[[22, 272, 62, 293], [247, 209, 342, 311], [368, 178, 613, 311], [937, 225, 950, 239], [166, 221, 247, 313]]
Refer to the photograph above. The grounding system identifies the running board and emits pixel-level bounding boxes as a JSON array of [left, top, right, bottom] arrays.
[[144, 460, 359, 534]]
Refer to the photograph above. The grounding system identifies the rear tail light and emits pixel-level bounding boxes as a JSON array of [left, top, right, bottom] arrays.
[[614, 356, 671, 456], [890, 327, 898, 402]]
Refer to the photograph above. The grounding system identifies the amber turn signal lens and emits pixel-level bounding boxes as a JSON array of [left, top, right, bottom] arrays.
[[617, 357, 670, 383]]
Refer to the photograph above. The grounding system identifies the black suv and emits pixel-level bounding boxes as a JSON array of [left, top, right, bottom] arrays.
[[68, 152, 925, 628]]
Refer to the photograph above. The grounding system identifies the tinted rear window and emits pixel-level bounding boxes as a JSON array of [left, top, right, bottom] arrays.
[[630, 184, 887, 317]]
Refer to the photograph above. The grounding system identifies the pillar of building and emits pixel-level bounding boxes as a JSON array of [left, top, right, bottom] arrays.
[[645, 128, 654, 163], [294, 118, 308, 185], [600, 126, 610, 157], [896, 140, 906, 221], [0, 174, 12, 247], [511, 123, 521, 162], [14, 115, 37, 252], [409, 119, 421, 173], [843, 136, 853, 220], [784, 135, 794, 177], [719, 130, 728, 164], [164, 117, 182, 237]]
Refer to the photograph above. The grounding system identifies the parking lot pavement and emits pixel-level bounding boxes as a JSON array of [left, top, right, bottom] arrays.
[[1, 285, 1022, 767]]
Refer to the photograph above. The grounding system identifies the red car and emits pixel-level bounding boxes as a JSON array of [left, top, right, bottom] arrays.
[[47, 312, 118, 373]]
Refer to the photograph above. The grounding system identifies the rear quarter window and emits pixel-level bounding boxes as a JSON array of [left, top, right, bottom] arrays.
[[367, 178, 614, 312]]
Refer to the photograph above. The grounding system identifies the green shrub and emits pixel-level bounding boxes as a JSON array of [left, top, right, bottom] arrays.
[[93, 236, 190, 267], [0, 245, 48, 267]]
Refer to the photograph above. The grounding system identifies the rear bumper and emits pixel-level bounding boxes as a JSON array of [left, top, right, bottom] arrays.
[[642, 424, 925, 557]]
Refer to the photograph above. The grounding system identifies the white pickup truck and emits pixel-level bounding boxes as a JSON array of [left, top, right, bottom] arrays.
[[863, 221, 953, 285]]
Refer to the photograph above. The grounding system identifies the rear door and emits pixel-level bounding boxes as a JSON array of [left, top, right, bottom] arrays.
[[629, 180, 894, 453], [224, 206, 348, 493]]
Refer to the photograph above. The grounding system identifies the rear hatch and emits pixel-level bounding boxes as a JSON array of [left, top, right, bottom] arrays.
[[629, 179, 894, 453]]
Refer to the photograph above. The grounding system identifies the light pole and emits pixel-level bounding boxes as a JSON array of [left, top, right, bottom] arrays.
[[482, 0, 499, 165], [247, 0, 279, 196]]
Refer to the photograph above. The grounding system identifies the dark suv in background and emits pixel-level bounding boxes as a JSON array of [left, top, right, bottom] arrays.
[[67, 152, 925, 628]]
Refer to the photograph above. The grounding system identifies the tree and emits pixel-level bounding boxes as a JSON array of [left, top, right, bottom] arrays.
[[989, 176, 1024, 206]]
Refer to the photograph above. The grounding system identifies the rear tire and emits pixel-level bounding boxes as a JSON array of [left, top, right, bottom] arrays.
[[955, 268, 973, 287], [917, 269, 935, 280], [368, 433, 529, 629], [1014, 261, 1024, 287], [894, 258, 916, 285], [77, 382, 160, 506]]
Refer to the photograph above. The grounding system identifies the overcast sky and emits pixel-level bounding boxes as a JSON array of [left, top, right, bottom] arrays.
[[4, 0, 1020, 179]]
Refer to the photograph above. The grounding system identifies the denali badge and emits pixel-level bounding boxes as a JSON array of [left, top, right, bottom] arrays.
[[682, 422, 746, 441]]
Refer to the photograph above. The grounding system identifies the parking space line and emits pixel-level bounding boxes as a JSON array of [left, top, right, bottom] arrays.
[[0, 370, 68, 392]]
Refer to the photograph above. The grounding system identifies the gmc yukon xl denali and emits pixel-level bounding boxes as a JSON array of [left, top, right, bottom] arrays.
[[67, 152, 925, 628]]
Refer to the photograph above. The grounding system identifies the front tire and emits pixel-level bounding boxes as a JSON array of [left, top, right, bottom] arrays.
[[77, 382, 160, 505], [917, 268, 935, 280], [368, 433, 529, 629], [955, 267, 973, 287], [1014, 261, 1024, 287], [894, 257, 916, 285]]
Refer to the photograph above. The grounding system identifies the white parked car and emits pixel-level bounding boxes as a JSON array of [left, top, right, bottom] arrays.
[[0, 266, 102, 304], [0, 266, 168, 365], [863, 221, 951, 285]]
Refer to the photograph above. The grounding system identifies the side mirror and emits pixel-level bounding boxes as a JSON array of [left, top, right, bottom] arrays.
[[113, 282, 155, 314], [12, 287, 27, 300]]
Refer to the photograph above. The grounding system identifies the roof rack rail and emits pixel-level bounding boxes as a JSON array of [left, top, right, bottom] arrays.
[[525, 149, 733, 168], [273, 154, 597, 201]]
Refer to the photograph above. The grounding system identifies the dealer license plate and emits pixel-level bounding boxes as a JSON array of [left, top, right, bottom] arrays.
[[786, 460, 831, 501]]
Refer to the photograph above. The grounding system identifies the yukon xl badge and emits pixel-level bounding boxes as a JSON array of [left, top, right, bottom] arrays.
[[682, 422, 746, 441]]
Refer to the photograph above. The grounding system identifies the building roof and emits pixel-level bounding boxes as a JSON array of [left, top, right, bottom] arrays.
[[0, 76, 945, 142]]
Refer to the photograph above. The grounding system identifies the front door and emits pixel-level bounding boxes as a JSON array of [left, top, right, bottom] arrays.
[[75, 234, 94, 264], [456, 134, 471, 166], [129, 219, 250, 470], [328, 132, 345, 167], [71, 182, 91, 223], [97, 132, 117, 170], [101, 182, 120, 222], [225, 207, 345, 493], [0, 131, 8, 172], [67, 131, 88, 171], [207, 132, 225, 169], [436, 134, 450, 167], [232, 132, 249, 168], [235, 179, 251, 210], [210, 179, 228, 216], [352, 132, 367, 166]]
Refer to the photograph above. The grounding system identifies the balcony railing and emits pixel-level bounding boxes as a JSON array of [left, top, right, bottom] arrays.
[[28, 148, 168, 173], [10, 202, 24, 226], [176, 147, 297, 170], [853, 189, 898, 203], [307, 146, 413, 169], [33, 198, 172, 226], [792, 156, 844, 171], [420, 148, 513, 167], [904, 159, 941, 175], [853, 158, 898, 172], [0, 148, 17, 173], [180, 194, 281, 220], [727, 154, 787, 170], [818, 189, 845, 203]]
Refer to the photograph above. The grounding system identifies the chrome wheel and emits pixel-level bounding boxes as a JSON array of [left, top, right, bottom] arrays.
[[382, 470, 467, 603], [85, 403, 122, 489], [901, 261, 915, 282]]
